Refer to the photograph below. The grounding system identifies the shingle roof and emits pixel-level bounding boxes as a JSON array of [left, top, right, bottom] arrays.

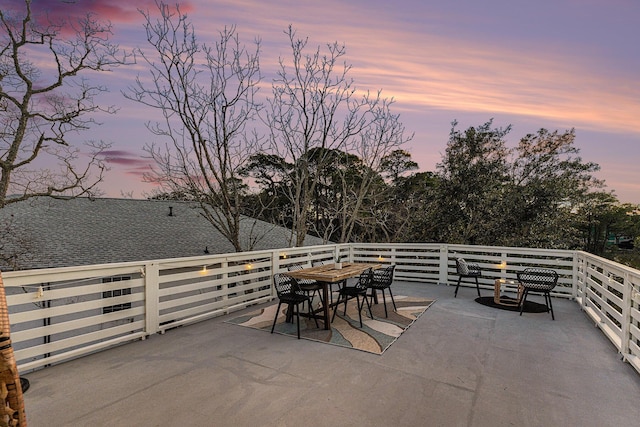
[[0, 197, 324, 270]]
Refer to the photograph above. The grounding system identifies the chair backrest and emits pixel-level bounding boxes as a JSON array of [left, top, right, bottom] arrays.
[[517, 268, 558, 291], [287, 263, 319, 285], [373, 265, 396, 287], [455, 258, 469, 275], [273, 273, 301, 297], [355, 268, 374, 290]]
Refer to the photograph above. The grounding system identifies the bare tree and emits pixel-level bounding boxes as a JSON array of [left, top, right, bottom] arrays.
[[332, 96, 413, 242], [264, 26, 372, 246], [0, 0, 129, 208], [126, 2, 263, 252], [263, 27, 412, 245]]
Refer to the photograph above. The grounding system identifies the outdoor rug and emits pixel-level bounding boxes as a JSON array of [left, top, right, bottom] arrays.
[[475, 296, 549, 313], [226, 295, 435, 355]]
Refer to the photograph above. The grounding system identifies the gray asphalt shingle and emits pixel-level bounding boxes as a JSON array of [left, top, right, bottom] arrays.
[[0, 197, 324, 270]]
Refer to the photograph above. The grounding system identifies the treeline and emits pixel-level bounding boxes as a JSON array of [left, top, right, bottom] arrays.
[[235, 119, 639, 260]]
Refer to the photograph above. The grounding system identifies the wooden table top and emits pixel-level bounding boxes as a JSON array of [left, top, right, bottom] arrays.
[[284, 262, 382, 283]]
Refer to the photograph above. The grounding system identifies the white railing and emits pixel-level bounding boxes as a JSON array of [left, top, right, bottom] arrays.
[[574, 251, 640, 373], [3, 243, 639, 375]]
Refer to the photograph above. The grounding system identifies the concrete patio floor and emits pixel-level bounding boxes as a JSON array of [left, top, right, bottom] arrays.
[[21, 281, 640, 427]]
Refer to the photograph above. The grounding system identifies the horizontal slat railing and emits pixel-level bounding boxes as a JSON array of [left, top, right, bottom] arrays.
[[2, 243, 640, 375], [575, 251, 640, 373], [350, 243, 576, 298]]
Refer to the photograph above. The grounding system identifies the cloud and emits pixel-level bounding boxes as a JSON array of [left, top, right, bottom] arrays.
[[3, 0, 196, 42], [335, 25, 640, 136], [166, 0, 639, 137], [4, 0, 195, 24], [100, 149, 152, 170], [10, 0, 634, 201]]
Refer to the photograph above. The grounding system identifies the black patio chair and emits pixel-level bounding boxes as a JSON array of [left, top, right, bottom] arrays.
[[271, 274, 318, 339], [368, 265, 397, 318], [331, 268, 374, 327], [517, 268, 559, 320], [287, 263, 324, 310], [453, 257, 482, 298]]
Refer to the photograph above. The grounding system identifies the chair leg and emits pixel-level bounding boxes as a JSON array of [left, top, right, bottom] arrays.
[[546, 292, 555, 320], [308, 297, 319, 328], [318, 289, 324, 308], [306, 290, 320, 312], [305, 291, 312, 312], [363, 292, 374, 320], [331, 293, 343, 322], [519, 290, 529, 316], [330, 281, 344, 305], [381, 289, 388, 318], [475, 277, 481, 297], [454, 276, 463, 297], [387, 287, 397, 311], [271, 301, 283, 333], [295, 303, 301, 339], [355, 295, 363, 327], [285, 302, 294, 323]]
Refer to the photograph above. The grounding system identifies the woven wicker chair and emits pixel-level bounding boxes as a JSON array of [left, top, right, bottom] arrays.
[[453, 257, 482, 298], [368, 265, 397, 318], [271, 274, 318, 339], [287, 264, 324, 309], [332, 268, 374, 327], [517, 268, 559, 320]]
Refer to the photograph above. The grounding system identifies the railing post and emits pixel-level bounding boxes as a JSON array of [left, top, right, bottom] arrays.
[[500, 251, 509, 280], [144, 262, 160, 335], [439, 245, 449, 285], [620, 271, 631, 360], [572, 251, 579, 301], [221, 259, 229, 301], [271, 250, 280, 298], [580, 254, 589, 310]]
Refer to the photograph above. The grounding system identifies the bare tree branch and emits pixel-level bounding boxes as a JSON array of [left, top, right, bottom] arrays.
[[0, 0, 131, 207], [125, 1, 263, 251], [262, 27, 412, 245]]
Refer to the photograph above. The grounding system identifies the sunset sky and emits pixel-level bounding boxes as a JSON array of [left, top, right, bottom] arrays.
[[9, 0, 640, 203]]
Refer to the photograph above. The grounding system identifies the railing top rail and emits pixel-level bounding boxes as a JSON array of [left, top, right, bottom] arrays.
[[3, 243, 639, 285], [577, 251, 640, 275], [1, 243, 348, 280]]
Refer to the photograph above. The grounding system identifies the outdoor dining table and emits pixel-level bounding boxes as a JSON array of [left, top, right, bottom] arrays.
[[284, 262, 382, 330]]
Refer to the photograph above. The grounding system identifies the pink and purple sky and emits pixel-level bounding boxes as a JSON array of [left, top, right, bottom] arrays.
[[12, 0, 640, 203]]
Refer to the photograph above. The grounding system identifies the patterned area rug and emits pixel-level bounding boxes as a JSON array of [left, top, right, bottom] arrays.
[[226, 295, 435, 355]]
